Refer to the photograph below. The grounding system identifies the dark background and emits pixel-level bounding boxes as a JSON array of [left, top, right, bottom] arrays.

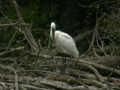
[[0, 0, 120, 56]]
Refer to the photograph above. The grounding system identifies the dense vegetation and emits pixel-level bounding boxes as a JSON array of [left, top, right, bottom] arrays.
[[0, 0, 120, 56], [0, 1, 120, 90]]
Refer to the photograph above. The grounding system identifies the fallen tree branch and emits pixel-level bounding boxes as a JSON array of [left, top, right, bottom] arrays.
[[84, 64, 104, 82], [0, 69, 119, 90], [0, 23, 30, 28], [15, 72, 19, 90], [0, 47, 24, 56], [77, 58, 120, 75], [5, 82, 51, 90], [29, 53, 120, 76]]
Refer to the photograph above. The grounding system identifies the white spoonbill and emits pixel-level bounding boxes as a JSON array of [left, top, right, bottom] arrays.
[[50, 22, 79, 57]]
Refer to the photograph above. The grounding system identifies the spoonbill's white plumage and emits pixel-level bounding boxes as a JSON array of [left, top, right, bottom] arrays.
[[50, 22, 79, 57]]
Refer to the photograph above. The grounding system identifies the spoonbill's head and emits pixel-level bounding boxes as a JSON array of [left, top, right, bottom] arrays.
[[50, 22, 56, 45], [51, 22, 56, 29]]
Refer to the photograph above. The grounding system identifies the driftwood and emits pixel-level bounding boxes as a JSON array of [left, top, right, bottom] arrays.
[[0, 45, 120, 90], [0, 71, 119, 90], [0, 52, 120, 90]]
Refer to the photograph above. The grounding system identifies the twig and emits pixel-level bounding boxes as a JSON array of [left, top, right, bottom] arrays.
[[0, 82, 6, 89], [40, 79, 72, 89], [87, 14, 105, 56], [5, 82, 51, 90], [40, 79, 104, 90], [15, 72, 19, 90], [0, 47, 24, 56], [11, 0, 39, 53], [0, 23, 30, 28], [12, 0, 23, 21], [28, 52, 120, 76], [77, 59, 120, 75], [0, 64, 16, 72], [85, 64, 104, 82], [0, 71, 119, 90], [6, 30, 18, 50]]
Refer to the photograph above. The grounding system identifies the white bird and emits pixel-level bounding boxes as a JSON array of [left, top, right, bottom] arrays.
[[50, 22, 79, 57]]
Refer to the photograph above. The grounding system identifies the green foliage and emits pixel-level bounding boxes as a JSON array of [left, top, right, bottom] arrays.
[[0, 18, 15, 47]]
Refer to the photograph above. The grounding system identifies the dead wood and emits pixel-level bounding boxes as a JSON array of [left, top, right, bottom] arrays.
[[0, 23, 30, 28], [92, 56, 120, 67], [0, 47, 120, 90], [0, 54, 119, 90], [29, 53, 120, 76], [11, 0, 39, 53], [0, 47, 24, 56]]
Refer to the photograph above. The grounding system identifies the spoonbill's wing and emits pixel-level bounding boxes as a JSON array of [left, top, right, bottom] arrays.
[[55, 31, 79, 57]]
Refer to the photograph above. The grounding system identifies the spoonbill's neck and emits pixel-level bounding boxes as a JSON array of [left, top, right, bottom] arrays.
[[50, 22, 56, 44]]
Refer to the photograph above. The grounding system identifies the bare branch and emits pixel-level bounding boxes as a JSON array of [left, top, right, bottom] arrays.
[[11, 0, 39, 53], [0, 23, 30, 28]]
